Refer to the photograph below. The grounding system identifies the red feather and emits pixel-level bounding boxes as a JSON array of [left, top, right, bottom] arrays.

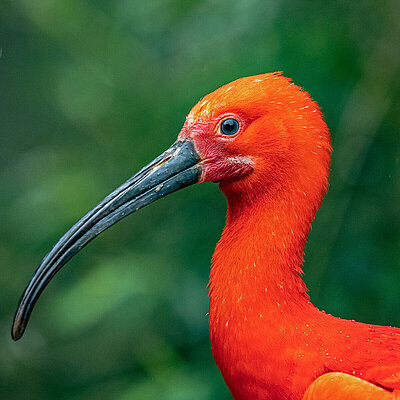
[[179, 73, 400, 399]]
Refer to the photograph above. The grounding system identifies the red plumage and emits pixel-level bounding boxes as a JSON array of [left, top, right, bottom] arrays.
[[179, 73, 400, 399]]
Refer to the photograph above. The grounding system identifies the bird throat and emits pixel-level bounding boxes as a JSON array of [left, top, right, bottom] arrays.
[[208, 185, 321, 399], [209, 186, 318, 312]]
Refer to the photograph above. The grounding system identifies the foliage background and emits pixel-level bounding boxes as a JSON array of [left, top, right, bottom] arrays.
[[1, 1, 399, 399]]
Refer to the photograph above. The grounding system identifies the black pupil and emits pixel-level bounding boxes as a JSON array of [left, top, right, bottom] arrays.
[[220, 118, 239, 135]]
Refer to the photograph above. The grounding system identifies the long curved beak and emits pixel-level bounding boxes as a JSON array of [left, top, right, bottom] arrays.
[[12, 139, 201, 341]]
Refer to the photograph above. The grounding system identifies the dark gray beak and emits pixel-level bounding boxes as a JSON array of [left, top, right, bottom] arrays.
[[12, 139, 201, 340]]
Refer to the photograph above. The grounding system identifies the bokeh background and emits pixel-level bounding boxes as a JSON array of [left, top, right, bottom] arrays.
[[1, 1, 399, 399]]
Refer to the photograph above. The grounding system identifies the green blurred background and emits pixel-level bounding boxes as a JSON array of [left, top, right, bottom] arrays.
[[1, 0, 399, 399]]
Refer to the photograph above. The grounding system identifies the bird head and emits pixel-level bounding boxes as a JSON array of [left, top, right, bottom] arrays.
[[179, 73, 331, 204], [12, 72, 331, 340]]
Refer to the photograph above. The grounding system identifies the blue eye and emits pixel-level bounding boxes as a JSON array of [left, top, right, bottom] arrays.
[[220, 118, 240, 136]]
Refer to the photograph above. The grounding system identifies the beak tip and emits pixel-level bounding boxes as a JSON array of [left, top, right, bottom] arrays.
[[11, 328, 22, 341], [11, 312, 25, 341]]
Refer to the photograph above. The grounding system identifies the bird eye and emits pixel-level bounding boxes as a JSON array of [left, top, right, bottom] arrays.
[[220, 118, 240, 136]]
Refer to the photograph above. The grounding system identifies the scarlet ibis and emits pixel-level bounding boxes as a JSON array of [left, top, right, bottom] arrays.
[[12, 73, 400, 399]]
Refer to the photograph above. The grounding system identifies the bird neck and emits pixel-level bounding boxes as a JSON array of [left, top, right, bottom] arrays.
[[209, 182, 322, 324]]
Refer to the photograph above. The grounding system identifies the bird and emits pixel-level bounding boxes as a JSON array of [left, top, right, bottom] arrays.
[[12, 72, 400, 399]]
